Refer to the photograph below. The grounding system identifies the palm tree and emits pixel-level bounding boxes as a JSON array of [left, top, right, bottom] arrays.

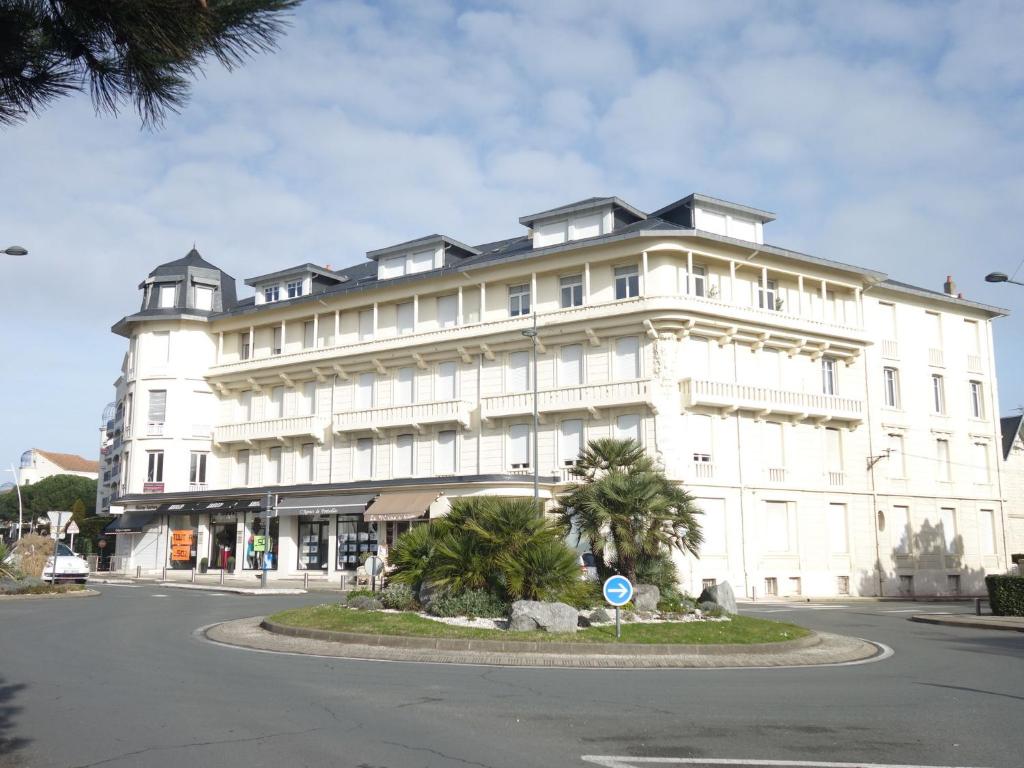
[[556, 438, 702, 584]]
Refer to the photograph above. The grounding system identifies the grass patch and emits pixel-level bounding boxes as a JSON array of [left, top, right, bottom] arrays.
[[268, 605, 809, 645]]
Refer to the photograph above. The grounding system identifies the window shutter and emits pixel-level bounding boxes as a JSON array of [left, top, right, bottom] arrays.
[[765, 501, 789, 552], [436, 430, 456, 474], [509, 424, 530, 466], [355, 438, 373, 478], [395, 434, 414, 476], [409, 249, 434, 273], [299, 443, 315, 483], [148, 390, 167, 422], [700, 498, 726, 553], [379, 255, 405, 279], [359, 310, 374, 340], [559, 420, 583, 466], [437, 362, 457, 400], [615, 414, 641, 443], [508, 351, 530, 392], [437, 295, 458, 327], [396, 367, 415, 405], [356, 373, 375, 408], [269, 386, 284, 418], [691, 414, 712, 459], [558, 344, 582, 386], [302, 382, 316, 415], [194, 285, 213, 311], [940, 508, 956, 553], [151, 331, 170, 364], [828, 503, 848, 554], [825, 428, 842, 472], [239, 391, 252, 420], [397, 302, 414, 334], [613, 337, 639, 380]]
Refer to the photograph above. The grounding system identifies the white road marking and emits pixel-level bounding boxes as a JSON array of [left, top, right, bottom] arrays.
[[880, 609, 924, 613], [581, 757, 993, 768], [151, 594, 168, 597]]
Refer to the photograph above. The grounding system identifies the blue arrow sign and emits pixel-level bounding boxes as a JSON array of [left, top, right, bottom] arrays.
[[602, 575, 634, 607]]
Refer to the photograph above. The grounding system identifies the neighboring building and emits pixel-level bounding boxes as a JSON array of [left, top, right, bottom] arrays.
[[104, 194, 1014, 595], [16, 448, 99, 485], [1000, 415, 1024, 561]]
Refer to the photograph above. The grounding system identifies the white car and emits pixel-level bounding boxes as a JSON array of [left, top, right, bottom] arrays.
[[42, 543, 90, 583]]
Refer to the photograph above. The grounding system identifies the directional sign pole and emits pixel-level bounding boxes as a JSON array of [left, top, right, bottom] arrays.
[[616, 607, 621, 639], [602, 575, 634, 642]]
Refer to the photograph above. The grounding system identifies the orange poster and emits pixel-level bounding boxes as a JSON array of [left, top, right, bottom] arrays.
[[171, 530, 194, 561]]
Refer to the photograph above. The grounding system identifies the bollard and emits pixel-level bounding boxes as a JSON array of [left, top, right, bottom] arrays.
[[219, 570, 225, 586], [161, 566, 167, 581], [304, 572, 309, 589], [751, 586, 757, 603], [191, 568, 196, 583], [975, 597, 983, 616], [136, 565, 141, 579]]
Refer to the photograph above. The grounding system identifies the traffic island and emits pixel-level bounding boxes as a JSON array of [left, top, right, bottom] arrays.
[[203, 613, 885, 668], [0, 587, 99, 601]]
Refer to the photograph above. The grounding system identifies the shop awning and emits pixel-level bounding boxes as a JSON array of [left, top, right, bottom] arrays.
[[276, 494, 375, 517], [364, 491, 437, 522], [104, 512, 156, 534]]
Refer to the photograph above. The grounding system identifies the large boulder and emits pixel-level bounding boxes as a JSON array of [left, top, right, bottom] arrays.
[[508, 600, 578, 633], [634, 584, 660, 611], [697, 580, 738, 615]]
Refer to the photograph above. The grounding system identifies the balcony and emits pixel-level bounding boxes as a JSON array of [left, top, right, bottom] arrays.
[[213, 415, 329, 446], [481, 379, 654, 421], [681, 378, 864, 426], [967, 354, 983, 374], [333, 400, 473, 433]]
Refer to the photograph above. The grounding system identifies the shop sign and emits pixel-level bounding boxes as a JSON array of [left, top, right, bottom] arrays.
[[210, 512, 237, 523], [171, 530, 194, 561], [253, 535, 268, 552], [143, 482, 165, 493]]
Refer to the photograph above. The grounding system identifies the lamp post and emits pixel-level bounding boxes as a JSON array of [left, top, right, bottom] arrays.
[[3, 246, 28, 256], [521, 311, 540, 505], [985, 272, 1024, 287], [4, 465, 24, 541]]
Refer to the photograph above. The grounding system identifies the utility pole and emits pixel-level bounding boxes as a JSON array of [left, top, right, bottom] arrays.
[[521, 311, 540, 505]]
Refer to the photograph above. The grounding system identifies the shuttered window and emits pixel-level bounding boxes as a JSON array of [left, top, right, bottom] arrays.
[[395, 434, 414, 476], [436, 430, 457, 474], [272, 326, 282, 355], [298, 443, 315, 483], [358, 310, 374, 341], [940, 508, 957, 553], [436, 362, 457, 400], [559, 419, 583, 467], [828, 503, 848, 554], [825, 428, 842, 473], [303, 321, 315, 349], [299, 381, 316, 415], [979, 509, 996, 555], [239, 391, 252, 421], [268, 386, 284, 419], [267, 447, 282, 484], [615, 414, 641, 443], [151, 331, 170, 364], [613, 336, 639, 380], [148, 390, 167, 423], [237, 450, 250, 485], [892, 506, 911, 554], [691, 414, 712, 463], [395, 367, 415, 405], [194, 285, 213, 310], [408, 249, 434, 273], [509, 424, 530, 469], [699, 498, 726, 553], [764, 501, 789, 552], [508, 351, 530, 393], [355, 373, 375, 408], [355, 438, 374, 479], [437, 295, 458, 328], [397, 302, 414, 335], [558, 344, 583, 386]]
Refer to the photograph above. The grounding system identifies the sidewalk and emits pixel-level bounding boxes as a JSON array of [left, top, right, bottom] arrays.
[[910, 613, 1024, 632], [88, 572, 352, 596]]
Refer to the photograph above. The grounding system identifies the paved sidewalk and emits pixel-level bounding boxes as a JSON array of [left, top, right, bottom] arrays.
[[203, 616, 885, 669], [910, 613, 1024, 632], [88, 573, 350, 595]]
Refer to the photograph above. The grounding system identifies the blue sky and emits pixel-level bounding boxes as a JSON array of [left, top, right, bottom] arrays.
[[1, 0, 1023, 472]]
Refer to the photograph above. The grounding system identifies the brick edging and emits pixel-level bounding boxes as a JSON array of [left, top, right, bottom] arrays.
[[260, 618, 820, 656], [910, 615, 1024, 633]]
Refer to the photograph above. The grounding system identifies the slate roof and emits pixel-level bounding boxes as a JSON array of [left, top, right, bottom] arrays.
[[148, 247, 220, 275], [1001, 415, 1023, 460]]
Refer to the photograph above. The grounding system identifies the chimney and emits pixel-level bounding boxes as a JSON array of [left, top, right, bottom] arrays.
[[943, 275, 957, 296]]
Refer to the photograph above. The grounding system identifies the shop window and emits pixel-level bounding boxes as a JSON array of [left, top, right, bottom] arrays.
[[244, 513, 279, 570], [209, 515, 237, 571], [297, 517, 329, 570], [336, 516, 379, 570]]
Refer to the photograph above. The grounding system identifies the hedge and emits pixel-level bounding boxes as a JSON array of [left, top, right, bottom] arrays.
[[984, 574, 1024, 617]]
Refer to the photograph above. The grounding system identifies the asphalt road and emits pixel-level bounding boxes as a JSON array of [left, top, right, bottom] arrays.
[[1, 588, 1021, 768]]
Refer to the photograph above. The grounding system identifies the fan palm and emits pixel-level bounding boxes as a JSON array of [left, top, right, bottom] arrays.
[[556, 438, 702, 584]]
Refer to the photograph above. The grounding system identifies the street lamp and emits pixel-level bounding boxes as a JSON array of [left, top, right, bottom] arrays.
[[3, 246, 28, 256], [521, 312, 540, 505], [4, 465, 24, 541], [985, 272, 1024, 286]]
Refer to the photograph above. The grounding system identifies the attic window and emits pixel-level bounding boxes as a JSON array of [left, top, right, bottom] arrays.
[[379, 248, 437, 280], [158, 284, 176, 308], [264, 285, 280, 302], [287, 280, 303, 299]]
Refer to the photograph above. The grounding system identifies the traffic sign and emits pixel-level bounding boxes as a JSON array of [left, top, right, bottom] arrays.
[[66, 521, 80, 535], [603, 575, 634, 607], [364, 555, 384, 577]]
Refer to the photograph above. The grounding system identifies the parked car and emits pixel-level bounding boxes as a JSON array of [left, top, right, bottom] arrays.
[[577, 552, 599, 581], [42, 543, 90, 583]]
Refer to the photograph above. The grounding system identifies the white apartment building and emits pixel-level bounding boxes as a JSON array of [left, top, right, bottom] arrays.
[[16, 448, 98, 485], [103, 193, 1014, 596]]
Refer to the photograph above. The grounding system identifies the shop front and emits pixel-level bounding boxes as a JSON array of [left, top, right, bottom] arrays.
[[208, 512, 237, 571], [275, 494, 375, 573], [244, 511, 279, 571], [364, 491, 439, 561], [157, 498, 265, 572]]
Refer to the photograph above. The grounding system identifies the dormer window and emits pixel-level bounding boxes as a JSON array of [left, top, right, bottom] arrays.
[[287, 280, 303, 299], [520, 197, 645, 250], [158, 284, 176, 308], [264, 285, 280, 303], [194, 285, 213, 311]]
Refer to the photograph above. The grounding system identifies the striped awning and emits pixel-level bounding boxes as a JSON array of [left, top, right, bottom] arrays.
[[363, 491, 437, 522], [104, 512, 156, 534]]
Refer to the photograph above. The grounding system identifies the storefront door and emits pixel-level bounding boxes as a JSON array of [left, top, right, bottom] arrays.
[[244, 513, 279, 570], [208, 518, 237, 571], [168, 515, 198, 570], [297, 517, 329, 570], [336, 516, 379, 570]]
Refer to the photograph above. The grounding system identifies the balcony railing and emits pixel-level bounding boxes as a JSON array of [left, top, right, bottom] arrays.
[[827, 471, 845, 487], [766, 467, 787, 483], [681, 378, 864, 425], [482, 379, 654, 421], [189, 483, 209, 492], [213, 415, 329, 445], [967, 354, 983, 373], [333, 400, 473, 433], [928, 348, 944, 367], [146, 421, 165, 436], [694, 462, 715, 480], [881, 339, 899, 360]]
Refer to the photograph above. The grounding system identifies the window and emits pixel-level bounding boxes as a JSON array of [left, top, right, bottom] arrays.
[[263, 285, 280, 303], [887, 433, 905, 478], [236, 450, 250, 485], [509, 424, 531, 469], [240, 331, 251, 360], [355, 438, 374, 479], [615, 414, 641, 443], [965, 319, 981, 355], [892, 505, 911, 554], [509, 284, 531, 317], [151, 330, 170, 365], [358, 309, 374, 341], [408, 249, 434, 274], [395, 434, 414, 477], [757, 278, 778, 311], [302, 321, 314, 349], [825, 428, 843, 474], [689, 265, 707, 297], [147, 390, 167, 434], [355, 372, 375, 409], [380, 254, 405, 279], [397, 302, 414, 335], [194, 285, 213, 311], [239, 391, 252, 421], [535, 220, 567, 247], [764, 577, 778, 596], [883, 367, 900, 408], [437, 295, 458, 328], [268, 386, 284, 419], [936, 439, 951, 481], [940, 508, 957, 554], [436, 362, 457, 400], [836, 576, 850, 595], [146, 451, 164, 483], [947, 574, 961, 595], [572, 213, 602, 240], [691, 414, 712, 464], [613, 336, 640, 380], [560, 275, 583, 308], [931, 374, 945, 414], [508, 351, 530, 393], [299, 381, 316, 416], [559, 419, 583, 467], [764, 501, 789, 552], [297, 443, 315, 483], [828, 503, 848, 554], [765, 422, 786, 473], [287, 280, 303, 299], [699, 498, 726, 553], [189, 452, 207, 484], [436, 430, 457, 475], [272, 326, 282, 355], [395, 367, 415, 405], [974, 442, 990, 483], [979, 509, 996, 555], [821, 358, 837, 395], [969, 381, 984, 418], [558, 344, 583, 386], [158, 283, 176, 308], [267, 447, 282, 484], [614, 265, 639, 299]]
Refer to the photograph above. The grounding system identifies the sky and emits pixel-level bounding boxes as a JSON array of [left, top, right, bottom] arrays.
[[1, 0, 1023, 473]]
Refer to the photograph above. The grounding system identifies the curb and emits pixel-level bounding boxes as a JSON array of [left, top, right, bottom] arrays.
[[260, 618, 820, 656], [160, 583, 306, 595], [910, 614, 1024, 633], [0, 588, 100, 601]]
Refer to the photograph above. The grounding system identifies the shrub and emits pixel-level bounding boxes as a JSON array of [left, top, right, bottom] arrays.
[[985, 574, 1024, 617], [12, 534, 53, 579], [657, 593, 693, 614], [635, 551, 684, 603], [345, 589, 377, 601], [698, 601, 724, 618], [427, 589, 508, 619], [347, 595, 383, 610], [0, 541, 17, 580], [380, 583, 418, 611], [386, 524, 435, 590], [0, 578, 83, 595], [552, 579, 604, 609], [199, 557, 208, 574]]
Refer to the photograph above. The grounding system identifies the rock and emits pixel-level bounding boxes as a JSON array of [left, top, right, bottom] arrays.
[[577, 614, 591, 628], [417, 580, 444, 611], [697, 580, 738, 615], [508, 600, 578, 633], [588, 608, 612, 624], [634, 584, 660, 611]]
